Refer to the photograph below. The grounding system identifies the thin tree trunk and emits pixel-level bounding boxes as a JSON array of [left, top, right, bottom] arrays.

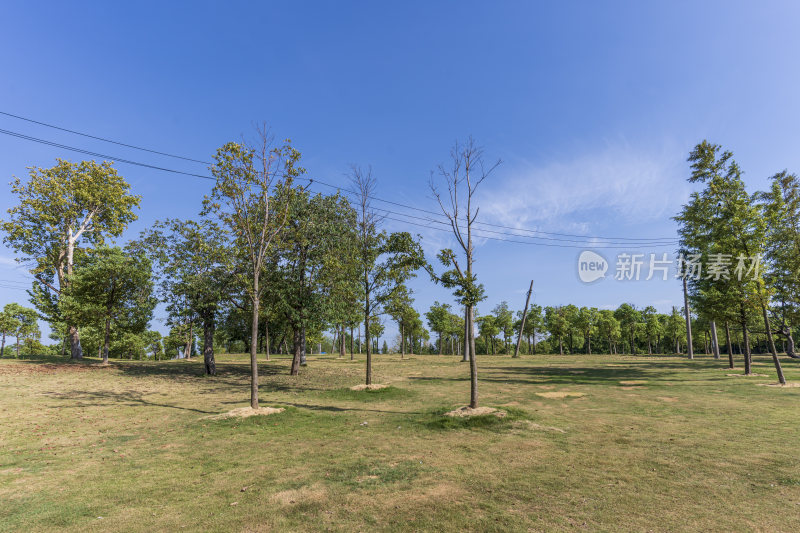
[[710, 320, 720, 360], [0, 332, 5, 357], [761, 304, 786, 385], [468, 304, 478, 408], [725, 322, 734, 369], [401, 322, 405, 359], [350, 326, 354, 360], [683, 275, 694, 360], [462, 306, 470, 362], [559, 338, 563, 356], [340, 324, 346, 358], [299, 324, 307, 366], [290, 327, 302, 376], [250, 296, 260, 409], [102, 316, 110, 364]]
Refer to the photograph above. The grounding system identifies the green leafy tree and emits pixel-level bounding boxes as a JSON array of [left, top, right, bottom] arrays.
[[758, 171, 800, 358], [492, 301, 514, 354], [544, 306, 568, 355], [677, 141, 785, 381], [203, 129, 303, 407], [60, 247, 155, 363], [0, 306, 21, 358], [136, 218, 233, 375], [596, 310, 621, 354], [425, 301, 452, 355], [272, 188, 357, 374], [614, 303, 640, 354], [575, 307, 599, 354], [1, 159, 140, 359], [477, 314, 500, 355], [1, 303, 38, 358], [386, 284, 416, 359]]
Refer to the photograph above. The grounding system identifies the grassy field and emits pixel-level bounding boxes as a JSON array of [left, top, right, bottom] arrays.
[[1, 351, 799, 532]]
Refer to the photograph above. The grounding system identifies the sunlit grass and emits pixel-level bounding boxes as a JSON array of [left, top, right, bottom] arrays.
[[1, 351, 799, 531]]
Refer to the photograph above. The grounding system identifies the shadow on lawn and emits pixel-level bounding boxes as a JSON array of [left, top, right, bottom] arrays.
[[40, 388, 217, 414]]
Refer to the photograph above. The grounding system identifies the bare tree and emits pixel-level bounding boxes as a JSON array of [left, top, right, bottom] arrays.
[[351, 166, 424, 385], [429, 137, 500, 408]]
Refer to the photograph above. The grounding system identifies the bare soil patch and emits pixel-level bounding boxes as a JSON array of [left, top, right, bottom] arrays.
[[619, 380, 648, 385], [726, 373, 769, 377], [535, 391, 586, 399], [210, 407, 285, 419], [444, 406, 506, 418], [349, 383, 389, 391], [757, 382, 800, 388]]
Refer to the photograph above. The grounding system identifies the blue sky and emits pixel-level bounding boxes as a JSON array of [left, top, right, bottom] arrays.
[[2, 1, 800, 343]]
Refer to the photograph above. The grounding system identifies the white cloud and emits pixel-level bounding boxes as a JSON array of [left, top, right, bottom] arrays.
[[479, 142, 689, 231]]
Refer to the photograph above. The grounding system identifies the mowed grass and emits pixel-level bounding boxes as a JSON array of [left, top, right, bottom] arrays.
[[1, 352, 799, 532]]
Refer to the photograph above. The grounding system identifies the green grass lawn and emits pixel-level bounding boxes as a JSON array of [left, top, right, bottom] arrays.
[[1, 351, 799, 532]]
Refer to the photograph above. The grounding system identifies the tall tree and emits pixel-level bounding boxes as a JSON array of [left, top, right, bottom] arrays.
[[1, 159, 140, 359], [351, 166, 424, 384], [272, 188, 357, 375], [678, 141, 785, 382], [203, 129, 302, 408], [60, 247, 155, 363], [136, 218, 233, 375], [428, 138, 499, 409]]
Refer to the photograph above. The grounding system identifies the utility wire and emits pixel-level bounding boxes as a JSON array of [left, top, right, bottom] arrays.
[[0, 110, 212, 164], [0, 128, 215, 181], [0, 121, 679, 246]]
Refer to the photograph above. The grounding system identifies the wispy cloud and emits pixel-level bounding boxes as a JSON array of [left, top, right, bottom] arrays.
[[479, 142, 689, 232]]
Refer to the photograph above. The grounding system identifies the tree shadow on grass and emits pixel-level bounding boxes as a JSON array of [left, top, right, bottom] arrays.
[[41, 388, 217, 414]]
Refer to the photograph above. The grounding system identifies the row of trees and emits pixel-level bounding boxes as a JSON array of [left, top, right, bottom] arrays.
[[676, 140, 800, 384], [6, 134, 795, 408]]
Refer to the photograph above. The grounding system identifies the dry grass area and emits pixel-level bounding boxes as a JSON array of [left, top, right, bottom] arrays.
[[1, 352, 800, 532]]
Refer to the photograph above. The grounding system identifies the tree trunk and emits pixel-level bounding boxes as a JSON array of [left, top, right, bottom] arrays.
[[468, 303, 478, 409], [740, 304, 751, 375], [761, 304, 786, 385], [340, 324, 346, 358], [724, 322, 734, 369], [683, 275, 694, 360], [364, 307, 372, 385], [588, 334, 592, 355], [15, 334, 20, 358], [462, 306, 470, 362], [290, 327, 302, 376], [249, 295, 260, 409], [184, 321, 193, 360], [299, 324, 307, 366], [0, 331, 5, 357], [438, 332, 443, 356], [710, 320, 720, 360], [350, 326, 354, 360], [264, 321, 270, 361], [559, 338, 563, 356], [401, 322, 405, 359], [102, 315, 110, 364], [203, 313, 216, 376], [68, 325, 82, 360]]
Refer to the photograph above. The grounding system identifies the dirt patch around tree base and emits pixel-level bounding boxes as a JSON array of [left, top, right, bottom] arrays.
[[535, 391, 586, 399], [757, 382, 800, 388], [210, 407, 285, 419], [444, 406, 507, 418], [619, 380, 648, 385], [349, 383, 389, 391], [726, 373, 769, 377]]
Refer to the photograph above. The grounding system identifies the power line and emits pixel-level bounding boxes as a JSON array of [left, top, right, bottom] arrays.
[[0, 110, 213, 165], [0, 128, 215, 181], [0, 122, 679, 245], [313, 183, 679, 246]]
